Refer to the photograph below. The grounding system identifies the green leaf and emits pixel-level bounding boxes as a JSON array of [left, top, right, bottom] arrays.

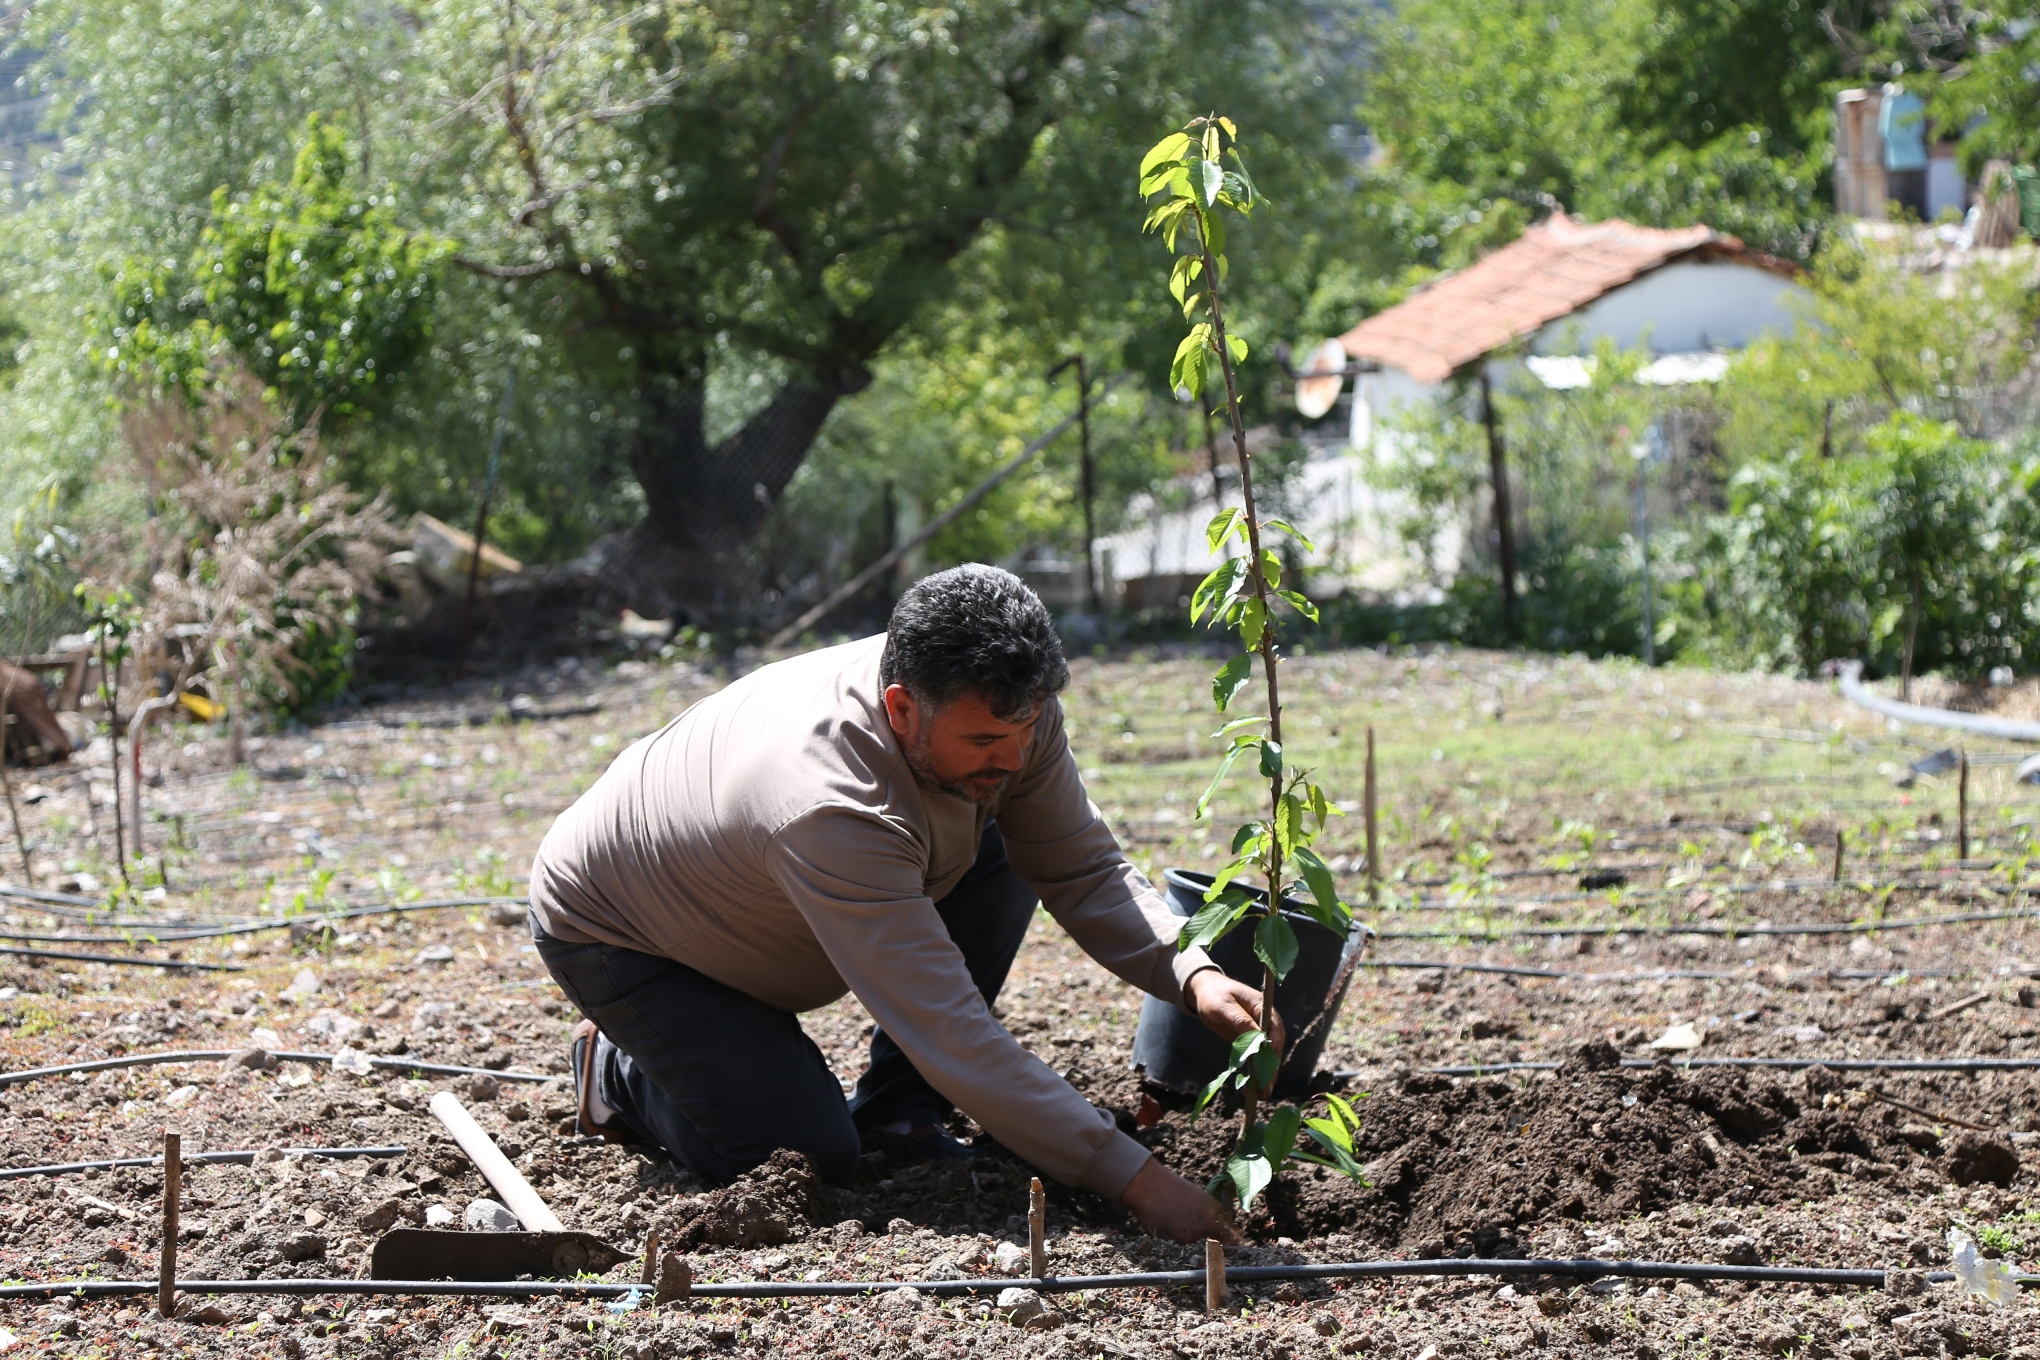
[[1196, 742, 1247, 817], [1323, 1092, 1364, 1131], [1238, 595, 1266, 650], [1189, 556, 1244, 627], [1258, 547, 1283, 590], [1211, 715, 1268, 739], [1227, 332, 1248, 363], [1229, 820, 1266, 854], [1299, 1127, 1368, 1180], [1258, 738, 1283, 778], [1307, 782, 1334, 827], [1140, 133, 1193, 177], [1203, 211, 1226, 255], [1275, 792, 1301, 859], [1200, 159, 1224, 206], [1225, 1151, 1272, 1212], [1204, 852, 1257, 900], [1169, 329, 1208, 399], [1254, 911, 1298, 981], [1169, 255, 1204, 306], [1264, 518, 1317, 553], [1205, 507, 1243, 552], [1211, 653, 1252, 711], [1303, 1115, 1351, 1155], [1263, 1104, 1302, 1167], [1249, 1039, 1280, 1091], [1277, 588, 1319, 623], [1293, 844, 1339, 908], [1142, 197, 1191, 237], [1179, 892, 1250, 952]]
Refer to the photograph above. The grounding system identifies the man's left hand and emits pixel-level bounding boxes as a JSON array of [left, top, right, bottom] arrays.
[[1184, 968, 1285, 1055]]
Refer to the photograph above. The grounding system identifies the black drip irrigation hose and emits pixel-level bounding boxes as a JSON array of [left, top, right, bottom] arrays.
[[1370, 1056, 2040, 1078], [0, 896, 526, 947], [1375, 906, 2040, 943], [0, 1146, 407, 1180], [1360, 959, 1982, 983], [0, 1258, 2031, 1303], [0, 943, 239, 971], [0, 1049, 556, 1088]]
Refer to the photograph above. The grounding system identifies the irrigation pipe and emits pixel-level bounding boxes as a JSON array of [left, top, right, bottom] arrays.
[[1388, 1057, 2040, 1078], [0, 1049, 556, 1088], [0, 1146, 407, 1180], [1837, 661, 2040, 742], [0, 943, 238, 971], [0, 895, 530, 946], [0, 1258, 2032, 1304], [1358, 959, 1977, 983], [1375, 905, 2040, 942]]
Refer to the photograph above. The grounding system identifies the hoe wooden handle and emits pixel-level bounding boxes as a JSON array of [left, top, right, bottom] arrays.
[[429, 1091, 566, 1232]]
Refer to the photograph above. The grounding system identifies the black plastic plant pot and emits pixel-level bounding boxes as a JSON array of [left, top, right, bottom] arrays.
[[1131, 868, 1373, 1103]]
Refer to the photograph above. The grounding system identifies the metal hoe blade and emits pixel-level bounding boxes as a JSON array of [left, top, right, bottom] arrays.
[[369, 1228, 627, 1282]]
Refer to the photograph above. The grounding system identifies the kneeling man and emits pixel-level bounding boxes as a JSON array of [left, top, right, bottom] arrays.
[[528, 564, 1266, 1242]]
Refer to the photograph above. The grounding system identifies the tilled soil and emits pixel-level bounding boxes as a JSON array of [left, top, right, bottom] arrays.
[[0, 650, 2036, 1356]]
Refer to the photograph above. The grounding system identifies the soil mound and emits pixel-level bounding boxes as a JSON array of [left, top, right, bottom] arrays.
[[1944, 1131, 2021, 1187], [1138, 1048, 1943, 1249], [660, 1150, 837, 1248]]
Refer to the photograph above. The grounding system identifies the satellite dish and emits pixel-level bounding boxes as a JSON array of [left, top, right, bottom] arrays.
[[1294, 339, 1347, 420]]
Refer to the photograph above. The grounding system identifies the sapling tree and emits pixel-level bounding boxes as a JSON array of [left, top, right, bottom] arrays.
[[1139, 116, 1366, 1215]]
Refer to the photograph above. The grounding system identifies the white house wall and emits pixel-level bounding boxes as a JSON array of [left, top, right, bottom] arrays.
[[1535, 260, 1801, 354]]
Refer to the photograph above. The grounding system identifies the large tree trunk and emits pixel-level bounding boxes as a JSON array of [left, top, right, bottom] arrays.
[[615, 369, 856, 623]]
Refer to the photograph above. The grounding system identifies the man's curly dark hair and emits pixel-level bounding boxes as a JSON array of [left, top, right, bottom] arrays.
[[879, 564, 1070, 721]]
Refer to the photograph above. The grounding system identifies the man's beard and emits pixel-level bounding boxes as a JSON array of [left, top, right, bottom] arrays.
[[904, 728, 1012, 807]]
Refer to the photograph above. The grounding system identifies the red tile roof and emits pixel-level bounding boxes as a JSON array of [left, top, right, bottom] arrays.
[[1337, 212, 1795, 385]]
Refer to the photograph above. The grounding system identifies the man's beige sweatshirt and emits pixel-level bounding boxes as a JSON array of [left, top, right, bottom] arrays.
[[528, 635, 1213, 1197]]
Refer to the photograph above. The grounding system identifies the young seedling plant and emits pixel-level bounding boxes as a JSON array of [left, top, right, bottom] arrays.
[[1139, 115, 1366, 1216]]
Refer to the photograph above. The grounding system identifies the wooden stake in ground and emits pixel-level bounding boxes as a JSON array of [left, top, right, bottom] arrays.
[[158, 1131, 180, 1319], [1364, 726, 1380, 904], [1958, 751, 1970, 862], [639, 1228, 660, 1286], [1205, 1237, 1226, 1312], [1832, 828, 1845, 884], [1028, 1176, 1047, 1279]]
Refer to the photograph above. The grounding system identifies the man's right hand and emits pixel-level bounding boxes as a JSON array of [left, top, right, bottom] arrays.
[[1119, 1156, 1237, 1244]]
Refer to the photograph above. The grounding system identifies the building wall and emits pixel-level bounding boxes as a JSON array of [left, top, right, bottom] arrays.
[[1532, 261, 1802, 354]]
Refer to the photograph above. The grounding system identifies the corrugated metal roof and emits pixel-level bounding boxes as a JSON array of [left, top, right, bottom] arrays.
[[1337, 212, 1794, 385]]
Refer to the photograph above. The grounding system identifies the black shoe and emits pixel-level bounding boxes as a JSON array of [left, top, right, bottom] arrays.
[[570, 1018, 630, 1144], [870, 1122, 976, 1163]]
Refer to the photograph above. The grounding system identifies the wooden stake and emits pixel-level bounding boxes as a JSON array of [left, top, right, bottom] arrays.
[[639, 1228, 660, 1286], [158, 1131, 180, 1319], [1028, 1177, 1047, 1279], [1205, 1237, 1226, 1312], [1364, 726, 1380, 905], [1832, 828, 1845, 884], [1958, 751, 1970, 862]]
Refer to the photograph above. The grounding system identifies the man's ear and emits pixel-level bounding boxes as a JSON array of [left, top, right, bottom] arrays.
[[883, 683, 918, 740]]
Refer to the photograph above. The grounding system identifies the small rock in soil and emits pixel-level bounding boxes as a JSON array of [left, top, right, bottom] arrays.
[[280, 1232, 327, 1262], [424, 1204, 454, 1227], [466, 1199, 520, 1231], [462, 1073, 501, 1102], [995, 1287, 1061, 1329], [1942, 1132, 2021, 1187], [877, 1286, 927, 1312], [993, 1241, 1028, 1274]]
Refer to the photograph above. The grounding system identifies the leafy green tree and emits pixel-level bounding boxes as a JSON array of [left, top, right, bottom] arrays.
[[99, 116, 448, 429], [24, 0, 1373, 618], [1357, 0, 1833, 261]]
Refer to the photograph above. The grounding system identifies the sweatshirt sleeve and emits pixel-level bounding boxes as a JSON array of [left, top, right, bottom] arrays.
[[993, 700, 1217, 1007], [765, 804, 1153, 1197]]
